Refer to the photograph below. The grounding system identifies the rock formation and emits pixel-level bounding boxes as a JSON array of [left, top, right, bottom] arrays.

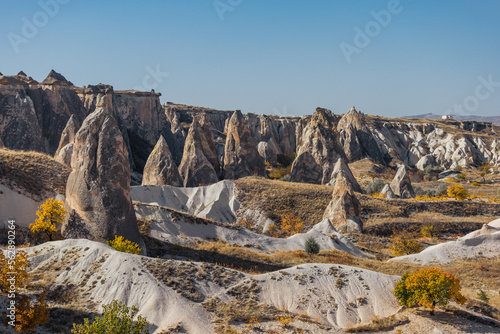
[[223, 110, 265, 179], [2, 71, 500, 189], [257, 138, 281, 165], [390, 165, 415, 198], [142, 135, 183, 186], [323, 159, 363, 232], [42, 69, 73, 86], [326, 158, 362, 193], [54, 115, 81, 165], [337, 107, 386, 164], [63, 108, 144, 249], [179, 118, 219, 187], [198, 114, 221, 176], [289, 152, 322, 184], [381, 184, 396, 199], [291, 108, 345, 184]]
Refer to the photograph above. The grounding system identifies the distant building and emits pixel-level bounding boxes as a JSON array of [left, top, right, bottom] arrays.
[[442, 115, 453, 120]]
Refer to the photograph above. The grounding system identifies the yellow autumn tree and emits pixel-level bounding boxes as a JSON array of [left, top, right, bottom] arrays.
[[447, 184, 469, 201], [390, 235, 423, 256], [29, 198, 66, 241], [107, 235, 142, 254], [0, 250, 29, 291], [393, 267, 466, 315], [0, 251, 49, 331], [9, 294, 50, 332]]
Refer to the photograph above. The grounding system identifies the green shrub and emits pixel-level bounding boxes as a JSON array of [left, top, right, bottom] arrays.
[[72, 300, 151, 334], [304, 237, 320, 254], [477, 289, 489, 304], [366, 178, 385, 194]]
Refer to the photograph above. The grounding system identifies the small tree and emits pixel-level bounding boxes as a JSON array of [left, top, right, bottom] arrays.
[[304, 237, 320, 254], [9, 294, 50, 332], [0, 250, 29, 290], [29, 198, 66, 241], [107, 235, 142, 255], [477, 289, 489, 304], [447, 184, 468, 200], [71, 300, 151, 334], [1, 251, 49, 332], [421, 224, 440, 239], [394, 268, 466, 315], [390, 235, 423, 256]]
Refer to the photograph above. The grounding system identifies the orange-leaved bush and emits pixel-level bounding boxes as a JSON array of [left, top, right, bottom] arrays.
[[447, 184, 468, 200], [393, 267, 466, 315], [268, 212, 304, 238]]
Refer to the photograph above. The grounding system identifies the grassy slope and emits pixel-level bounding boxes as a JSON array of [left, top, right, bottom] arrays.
[[234, 176, 500, 233], [0, 148, 70, 200]]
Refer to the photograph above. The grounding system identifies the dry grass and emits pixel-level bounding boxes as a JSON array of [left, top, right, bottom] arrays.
[[174, 239, 500, 309], [233, 176, 499, 236], [346, 314, 409, 332], [359, 194, 500, 230], [0, 148, 70, 200], [234, 177, 332, 230]]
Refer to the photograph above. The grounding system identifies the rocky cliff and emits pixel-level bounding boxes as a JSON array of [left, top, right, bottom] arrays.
[[1, 71, 500, 188]]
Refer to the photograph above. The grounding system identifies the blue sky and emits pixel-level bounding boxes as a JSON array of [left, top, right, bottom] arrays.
[[1, 0, 500, 117]]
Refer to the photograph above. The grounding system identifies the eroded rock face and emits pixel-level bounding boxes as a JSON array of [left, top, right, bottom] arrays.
[[223, 110, 265, 179], [390, 165, 415, 198], [142, 135, 183, 186], [42, 69, 73, 86], [327, 158, 362, 193], [291, 108, 345, 184], [0, 85, 45, 152], [337, 107, 386, 164], [323, 161, 363, 232], [63, 108, 143, 248], [381, 183, 396, 199], [54, 115, 81, 165], [179, 118, 219, 187], [289, 152, 322, 184], [257, 138, 281, 165]]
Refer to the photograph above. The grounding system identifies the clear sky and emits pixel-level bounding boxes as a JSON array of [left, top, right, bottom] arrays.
[[1, 0, 499, 117]]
